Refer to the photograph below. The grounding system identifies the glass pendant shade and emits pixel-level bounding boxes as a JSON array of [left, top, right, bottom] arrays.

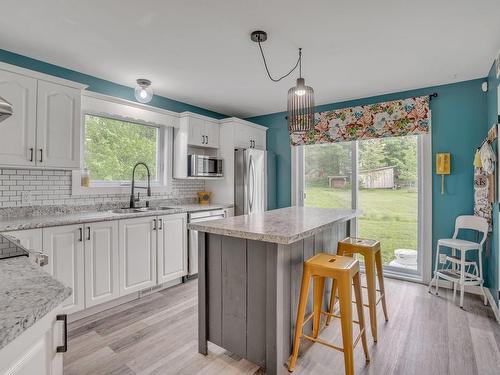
[[134, 79, 153, 103], [287, 78, 315, 134]]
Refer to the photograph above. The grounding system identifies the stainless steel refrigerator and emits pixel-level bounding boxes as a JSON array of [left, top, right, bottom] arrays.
[[234, 148, 267, 215]]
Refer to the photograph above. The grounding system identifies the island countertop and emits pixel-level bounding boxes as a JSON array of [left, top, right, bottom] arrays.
[[188, 206, 357, 245], [0, 235, 71, 351]]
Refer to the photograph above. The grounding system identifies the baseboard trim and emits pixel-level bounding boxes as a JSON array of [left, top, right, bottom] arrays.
[[430, 279, 500, 323], [69, 278, 184, 323]]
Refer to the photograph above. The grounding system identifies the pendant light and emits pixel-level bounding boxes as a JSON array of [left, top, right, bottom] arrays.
[[134, 79, 153, 103], [251, 30, 315, 134]]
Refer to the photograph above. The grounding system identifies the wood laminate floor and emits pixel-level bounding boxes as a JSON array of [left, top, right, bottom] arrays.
[[64, 278, 500, 375]]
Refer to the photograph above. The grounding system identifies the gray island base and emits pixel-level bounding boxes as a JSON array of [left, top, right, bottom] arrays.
[[191, 207, 357, 374]]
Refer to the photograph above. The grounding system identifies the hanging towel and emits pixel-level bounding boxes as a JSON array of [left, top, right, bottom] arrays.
[[474, 169, 492, 231], [479, 142, 496, 174]]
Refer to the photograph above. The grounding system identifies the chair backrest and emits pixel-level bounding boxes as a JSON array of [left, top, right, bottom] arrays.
[[452, 215, 488, 246]]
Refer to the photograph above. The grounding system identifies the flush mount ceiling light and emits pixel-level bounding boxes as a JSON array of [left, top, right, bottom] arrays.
[[134, 79, 153, 104], [251, 30, 315, 134]]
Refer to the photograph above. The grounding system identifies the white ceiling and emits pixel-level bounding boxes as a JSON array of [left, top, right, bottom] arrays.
[[1, 0, 500, 117]]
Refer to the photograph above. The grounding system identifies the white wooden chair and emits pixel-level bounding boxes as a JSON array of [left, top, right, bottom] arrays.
[[428, 215, 488, 308]]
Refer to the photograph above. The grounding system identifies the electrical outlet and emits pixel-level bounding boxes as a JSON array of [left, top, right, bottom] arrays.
[[439, 253, 447, 264], [21, 191, 33, 205]]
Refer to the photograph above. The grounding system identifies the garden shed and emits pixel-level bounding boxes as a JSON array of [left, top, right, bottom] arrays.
[[359, 166, 395, 189]]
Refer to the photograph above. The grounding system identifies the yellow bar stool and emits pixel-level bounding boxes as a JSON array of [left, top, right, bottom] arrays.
[[327, 237, 388, 342], [288, 253, 370, 375]]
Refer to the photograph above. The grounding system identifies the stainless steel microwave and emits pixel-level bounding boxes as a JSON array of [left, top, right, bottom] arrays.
[[188, 155, 223, 177]]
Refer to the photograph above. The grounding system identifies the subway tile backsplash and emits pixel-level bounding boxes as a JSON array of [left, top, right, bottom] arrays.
[[0, 168, 204, 208]]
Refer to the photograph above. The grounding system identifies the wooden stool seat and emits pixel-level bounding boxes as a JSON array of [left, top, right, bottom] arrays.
[[328, 237, 389, 342], [288, 254, 370, 375]]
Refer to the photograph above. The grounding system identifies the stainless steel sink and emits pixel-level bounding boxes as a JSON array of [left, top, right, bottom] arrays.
[[108, 208, 144, 214]]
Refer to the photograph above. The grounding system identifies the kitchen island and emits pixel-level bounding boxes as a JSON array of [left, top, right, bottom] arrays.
[[188, 206, 358, 374]]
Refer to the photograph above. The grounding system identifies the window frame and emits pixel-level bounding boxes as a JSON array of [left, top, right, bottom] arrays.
[[82, 112, 165, 187], [292, 133, 432, 283]]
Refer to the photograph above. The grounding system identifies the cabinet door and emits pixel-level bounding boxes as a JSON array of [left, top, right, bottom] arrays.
[[187, 116, 205, 147], [204, 120, 220, 148], [118, 217, 157, 296], [0, 70, 37, 167], [36, 80, 81, 169], [233, 124, 252, 149], [252, 128, 266, 150], [84, 221, 119, 308], [157, 213, 187, 283], [42, 225, 85, 314], [4, 228, 42, 252]]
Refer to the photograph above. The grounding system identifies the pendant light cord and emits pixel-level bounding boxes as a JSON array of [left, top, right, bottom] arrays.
[[257, 41, 302, 82]]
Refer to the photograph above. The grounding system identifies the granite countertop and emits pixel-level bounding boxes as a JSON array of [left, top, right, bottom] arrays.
[[0, 246, 71, 350], [0, 203, 233, 232], [188, 206, 358, 245]]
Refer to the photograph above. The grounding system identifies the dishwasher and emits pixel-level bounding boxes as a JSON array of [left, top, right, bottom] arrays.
[[188, 209, 226, 278]]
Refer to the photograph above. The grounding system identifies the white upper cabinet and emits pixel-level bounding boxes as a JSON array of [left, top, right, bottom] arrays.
[[187, 116, 206, 147], [0, 70, 37, 167], [0, 63, 86, 169], [182, 113, 220, 148], [231, 121, 267, 150], [36, 81, 81, 169], [204, 119, 220, 148]]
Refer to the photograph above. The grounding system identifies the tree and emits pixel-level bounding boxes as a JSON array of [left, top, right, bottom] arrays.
[[85, 115, 158, 182]]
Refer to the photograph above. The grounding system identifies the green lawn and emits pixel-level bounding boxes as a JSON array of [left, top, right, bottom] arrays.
[[305, 186, 418, 264]]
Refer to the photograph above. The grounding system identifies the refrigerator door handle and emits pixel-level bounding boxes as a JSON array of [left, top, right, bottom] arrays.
[[249, 155, 255, 213]]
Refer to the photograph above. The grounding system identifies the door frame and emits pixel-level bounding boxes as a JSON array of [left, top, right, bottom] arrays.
[[291, 134, 432, 282]]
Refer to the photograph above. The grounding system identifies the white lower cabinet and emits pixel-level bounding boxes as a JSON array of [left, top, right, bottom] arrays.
[[84, 221, 120, 308], [157, 213, 187, 284], [118, 216, 157, 296], [43, 225, 85, 314], [0, 307, 66, 375], [4, 228, 42, 252], [3, 212, 188, 315]]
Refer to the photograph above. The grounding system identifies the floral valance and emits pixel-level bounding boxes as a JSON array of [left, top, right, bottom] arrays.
[[290, 96, 431, 146]]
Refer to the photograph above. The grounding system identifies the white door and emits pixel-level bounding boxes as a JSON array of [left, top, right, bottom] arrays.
[[0, 70, 37, 167], [118, 217, 157, 296], [36, 80, 81, 168], [187, 116, 205, 147], [157, 213, 187, 283], [43, 225, 85, 314], [84, 221, 119, 308], [204, 120, 220, 148], [4, 228, 42, 252]]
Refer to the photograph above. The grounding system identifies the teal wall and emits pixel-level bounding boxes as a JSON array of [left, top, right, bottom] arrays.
[[0, 49, 227, 119], [486, 62, 500, 305], [248, 79, 489, 280]]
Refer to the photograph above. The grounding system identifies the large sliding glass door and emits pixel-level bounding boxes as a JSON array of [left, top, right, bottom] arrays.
[[297, 134, 430, 279]]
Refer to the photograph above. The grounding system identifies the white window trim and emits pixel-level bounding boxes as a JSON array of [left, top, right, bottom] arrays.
[[72, 94, 179, 196], [291, 133, 432, 283]]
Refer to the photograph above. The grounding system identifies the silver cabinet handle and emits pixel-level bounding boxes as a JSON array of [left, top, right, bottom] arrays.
[[56, 314, 68, 353], [153, 219, 157, 231], [79, 228, 83, 242], [29, 148, 34, 162], [39, 149, 43, 163], [159, 218, 163, 230], [87, 227, 91, 241], [206, 135, 208, 144]]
